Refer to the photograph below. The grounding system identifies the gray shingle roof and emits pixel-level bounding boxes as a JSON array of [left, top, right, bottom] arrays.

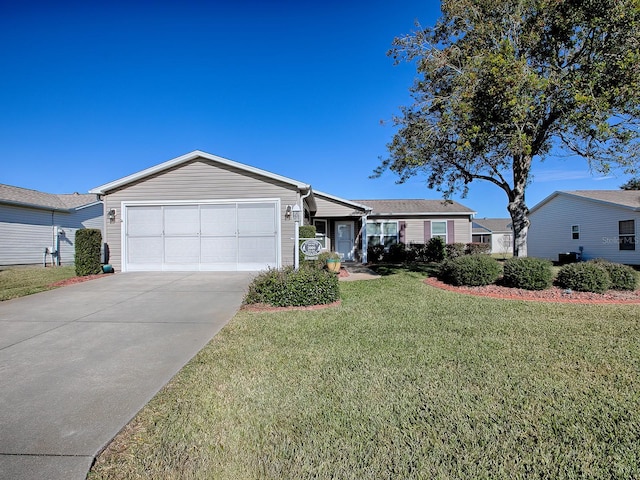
[[0, 184, 98, 211], [563, 190, 640, 209], [472, 218, 513, 233], [351, 199, 475, 215]]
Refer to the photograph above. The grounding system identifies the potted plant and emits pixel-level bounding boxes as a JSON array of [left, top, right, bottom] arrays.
[[319, 251, 341, 273]]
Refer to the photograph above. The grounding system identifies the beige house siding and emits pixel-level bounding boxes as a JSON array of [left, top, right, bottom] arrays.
[[103, 159, 300, 270], [314, 195, 363, 217], [369, 216, 472, 245]]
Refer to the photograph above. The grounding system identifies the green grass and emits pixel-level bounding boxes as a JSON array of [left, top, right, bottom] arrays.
[[0, 265, 77, 301], [89, 271, 640, 479]]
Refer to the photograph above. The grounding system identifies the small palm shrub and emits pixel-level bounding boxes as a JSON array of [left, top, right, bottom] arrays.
[[244, 265, 339, 307], [425, 237, 446, 262], [406, 243, 428, 262], [75, 228, 102, 276], [502, 257, 554, 290], [367, 245, 385, 263], [556, 262, 611, 293], [588, 260, 638, 291], [438, 254, 501, 286]]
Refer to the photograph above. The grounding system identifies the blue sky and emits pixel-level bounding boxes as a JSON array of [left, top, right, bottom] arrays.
[[1, 1, 631, 218]]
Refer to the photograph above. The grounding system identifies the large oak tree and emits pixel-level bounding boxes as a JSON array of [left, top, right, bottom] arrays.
[[377, 0, 640, 256]]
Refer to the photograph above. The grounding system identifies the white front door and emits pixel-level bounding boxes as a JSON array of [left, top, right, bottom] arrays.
[[335, 221, 354, 261]]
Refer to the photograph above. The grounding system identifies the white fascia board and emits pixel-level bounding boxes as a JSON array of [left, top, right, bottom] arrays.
[[90, 150, 311, 194], [313, 190, 371, 212], [368, 211, 477, 217]]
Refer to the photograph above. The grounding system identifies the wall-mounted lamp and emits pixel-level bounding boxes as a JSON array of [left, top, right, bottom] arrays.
[[108, 209, 116, 224], [292, 204, 301, 223], [285, 205, 292, 220]]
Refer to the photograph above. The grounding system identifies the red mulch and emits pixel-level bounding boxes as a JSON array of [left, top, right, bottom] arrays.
[[425, 277, 640, 304], [49, 274, 107, 287]]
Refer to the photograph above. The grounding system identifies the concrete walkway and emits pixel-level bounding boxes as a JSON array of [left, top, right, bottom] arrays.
[[0, 272, 253, 480]]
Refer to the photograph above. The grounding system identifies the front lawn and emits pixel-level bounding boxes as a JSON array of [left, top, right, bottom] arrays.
[[90, 271, 640, 479], [0, 265, 76, 301]]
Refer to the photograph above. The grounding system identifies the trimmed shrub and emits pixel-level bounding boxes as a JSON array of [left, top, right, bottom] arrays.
[[556, 262, 611, 293], [445, 242, 466, 259], [406, 243, 428, 262], [502, 257, 553, 290], [299, 225, 316, 239], [438, 254, 501, 286], [244, 265, 339, 307], [589, 260, 638, 291], [466, 242, 492, 255], [425, 237, 446, 262], [75, 228, 102, 276], [367, 245, 385, 263], [384, 243, 407, 263], [314, 251, 341, 269]]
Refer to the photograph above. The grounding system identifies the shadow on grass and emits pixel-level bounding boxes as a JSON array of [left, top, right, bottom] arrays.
[[368, 262, 440, 277]]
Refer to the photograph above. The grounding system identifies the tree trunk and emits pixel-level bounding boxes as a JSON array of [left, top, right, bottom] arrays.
[[507, 189, 530, 257]]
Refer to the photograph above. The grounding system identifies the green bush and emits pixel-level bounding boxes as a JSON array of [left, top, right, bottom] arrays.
[[383, 243, 407, 263], [75, 228, 102, 276], [556, 262, 611, 293], [299, 225, 316, 239], [445, 242, 466, 259], [367, 245, 385, 263], [438, 254, 501, 286], [313, 251, 340, 269], [425, 237, 446, 262], [466, 242, 492, 255], [589, 260, 638, 291], [405, 243, 428, 262], [244, 265, 340, 307], [502, 257, 553, 290]]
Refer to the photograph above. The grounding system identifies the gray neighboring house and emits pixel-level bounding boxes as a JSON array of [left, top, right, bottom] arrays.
[[472, 218, 513, 255], [528, 190, 640, 264], [0, 184, 103, 266]]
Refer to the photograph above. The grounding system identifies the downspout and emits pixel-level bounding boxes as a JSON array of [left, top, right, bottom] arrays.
[[361, 213, 368, 264]]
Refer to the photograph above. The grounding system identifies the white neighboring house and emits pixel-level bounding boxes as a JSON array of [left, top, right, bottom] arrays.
[[0, 184, 103, 266], [472, 218, 513, 255], [528, 190, 640, 265]]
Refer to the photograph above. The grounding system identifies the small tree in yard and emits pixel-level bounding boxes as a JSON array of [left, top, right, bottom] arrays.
[[75, 229, 102, 276], [376, 0, 640, 256]]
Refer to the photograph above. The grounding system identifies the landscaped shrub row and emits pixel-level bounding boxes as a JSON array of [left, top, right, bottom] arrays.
[[368, 239, 491, 264], [556, 260, 638, 293], [75, 228, 102, 276], [437, 254, 502, 286], [244, 265, 340, 307], [502, 257, 554, 291]]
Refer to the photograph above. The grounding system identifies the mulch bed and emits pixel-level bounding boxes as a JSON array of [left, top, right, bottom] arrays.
[[425, 277, 640, 304], [49, 273, 108, 287]]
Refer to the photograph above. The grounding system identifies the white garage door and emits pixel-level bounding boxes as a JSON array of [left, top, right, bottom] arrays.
[[124, 201, 279, 271]]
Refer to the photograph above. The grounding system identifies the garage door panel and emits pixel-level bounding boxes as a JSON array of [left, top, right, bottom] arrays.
[[164, 237, 200, 264], [238, 203, 276, 235], [238, 236, 277, 265], [127, 237, 163, 264], [164, 206, 199, 235], [127, 206, 163, 236], [201, 237, 238, 264], [201, 205, 236, 236]]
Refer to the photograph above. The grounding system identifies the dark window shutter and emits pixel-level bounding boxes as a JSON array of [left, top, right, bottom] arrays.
[[447, 220, 455, 244], [424, 221, 431, 242], [399, 221, 406, 244]]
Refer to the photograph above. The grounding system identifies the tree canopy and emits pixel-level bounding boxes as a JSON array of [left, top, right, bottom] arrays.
[[377, 0, 640, 256]]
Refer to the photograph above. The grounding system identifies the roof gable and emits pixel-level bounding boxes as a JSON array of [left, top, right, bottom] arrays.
[[531, 190, 640, 213], [89, 150, 311, 195], [0, 184, 98, 211], [472, 218, 513, 233]]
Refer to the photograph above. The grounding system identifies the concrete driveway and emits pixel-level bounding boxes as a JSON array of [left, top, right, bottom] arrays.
[[0, 271, 253, 480]]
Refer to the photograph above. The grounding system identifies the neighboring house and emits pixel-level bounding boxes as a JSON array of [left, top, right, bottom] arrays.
[[89, 150, 477, 272], [0, 184, 102, 266], [472, 218, 513, 255], [528, 190, 640, 264]]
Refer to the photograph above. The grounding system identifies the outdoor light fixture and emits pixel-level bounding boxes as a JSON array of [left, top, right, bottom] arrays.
[[292, 204, 301, 223], [285, 205, 292, 220], [108, 209, 116, 223]]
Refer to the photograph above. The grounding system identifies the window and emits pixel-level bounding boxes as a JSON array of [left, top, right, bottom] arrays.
[[571, 225, 580, 240], [619, 220, 635, 251], [313, 219, 327, 248], [432, 221, 447, 242], [367, 221, 398, 248]]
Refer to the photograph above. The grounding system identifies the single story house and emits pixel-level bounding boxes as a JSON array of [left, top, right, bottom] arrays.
[[528, 190, 640, 264], [89, 150, 477, 272], [472, 218, 513, 255], [0, 184, 102, 266]]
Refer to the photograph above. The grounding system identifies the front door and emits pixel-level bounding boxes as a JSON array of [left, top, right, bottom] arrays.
[[335, 221, 354, 261]]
